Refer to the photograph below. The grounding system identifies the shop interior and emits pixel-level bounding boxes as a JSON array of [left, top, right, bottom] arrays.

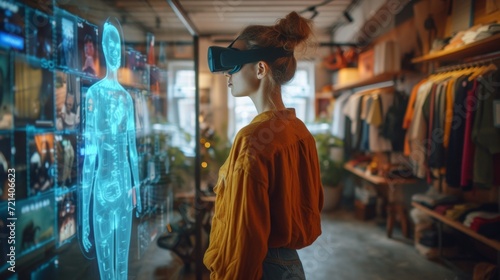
[[0, 0, 499, 279]]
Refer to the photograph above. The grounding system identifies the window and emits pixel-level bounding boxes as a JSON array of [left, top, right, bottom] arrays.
[[167, 61, 195, 151], [229, 61, 315, 139]]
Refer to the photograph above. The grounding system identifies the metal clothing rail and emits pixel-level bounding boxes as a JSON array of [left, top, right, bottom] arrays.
[[434, 51, 500, 73]]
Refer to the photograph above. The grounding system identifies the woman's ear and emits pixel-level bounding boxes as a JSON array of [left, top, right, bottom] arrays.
[[256, 61, 269, 80]]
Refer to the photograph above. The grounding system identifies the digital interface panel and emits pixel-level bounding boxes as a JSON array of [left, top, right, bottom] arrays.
[[56, 188, 76, 247], [13, 56, 55, 128], [0, 191, 56, 272], [0, 134, 12, 201], [25, 8, 54, 61], [55, 133, 77, 188], [28, 133, 55, 196], [0, 2, 170, 276], [55, 8, 77, 71], [77, 18, 99, 77], [0, 50, 12, 130], [0, 1, 25, 51], [55, 72, 81, 132]]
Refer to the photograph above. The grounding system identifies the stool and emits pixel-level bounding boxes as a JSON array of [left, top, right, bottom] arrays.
[[386, 203, 409, 238]]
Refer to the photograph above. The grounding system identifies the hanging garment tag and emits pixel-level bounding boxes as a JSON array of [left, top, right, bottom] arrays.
[[494, 100, 500, 128]]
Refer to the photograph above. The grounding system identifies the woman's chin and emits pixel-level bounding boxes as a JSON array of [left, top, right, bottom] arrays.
[[230, 89, 247, 98]]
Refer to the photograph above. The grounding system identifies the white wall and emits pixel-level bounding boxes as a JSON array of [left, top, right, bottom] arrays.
[[333, 0, 407, 43]]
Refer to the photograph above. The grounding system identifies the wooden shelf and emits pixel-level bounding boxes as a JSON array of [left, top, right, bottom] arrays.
[[412, 201, 500, 251], [333, 71, 402, 93], [344, 162, 417, 186], [411, 33, 500, 64]]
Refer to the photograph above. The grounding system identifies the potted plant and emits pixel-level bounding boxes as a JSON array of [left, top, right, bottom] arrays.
[[314, 133, 345, 211]]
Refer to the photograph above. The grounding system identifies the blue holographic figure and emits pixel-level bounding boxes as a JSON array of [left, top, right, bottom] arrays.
[[81, 21, 141, 280]]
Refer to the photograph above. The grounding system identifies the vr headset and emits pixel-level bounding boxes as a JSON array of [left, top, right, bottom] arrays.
[[208, 38, 292, 74]]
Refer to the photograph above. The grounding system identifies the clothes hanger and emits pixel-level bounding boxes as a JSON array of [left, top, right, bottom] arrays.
[[467, 62, 491, 81], [482, 62, 498, 75], [469, 62, 498, 81]]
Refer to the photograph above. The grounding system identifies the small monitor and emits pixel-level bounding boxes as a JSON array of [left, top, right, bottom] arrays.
[[77, 18, 99, 77], [0, 1, 25, 51]]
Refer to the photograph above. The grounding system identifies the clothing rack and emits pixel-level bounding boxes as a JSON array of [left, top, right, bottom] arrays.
[[431, 54, 500, 210], [434, 51, 500, 73], [421, 55, 500, 206]]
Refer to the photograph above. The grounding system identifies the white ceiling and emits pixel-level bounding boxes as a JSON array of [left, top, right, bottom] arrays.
[[57, 0, 357, 41], [177, 0, 356, 36]]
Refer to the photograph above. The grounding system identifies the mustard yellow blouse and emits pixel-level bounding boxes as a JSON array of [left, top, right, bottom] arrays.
[[203, 108, 324, 279]]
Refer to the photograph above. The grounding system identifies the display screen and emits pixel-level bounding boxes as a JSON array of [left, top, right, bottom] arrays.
[[12, 131, 28, 200], [55, 72, 80, 131], [13, 56, 55, 128], [130, 88, 150, 136], [55, 8, 77, 71], [28, 133, 55, 196], [0, 134, 12, 202], [16, 192, 56, 257], [55, 133, 77, 188], [0, 191, 56, 271], [136, 135, 151, 184], [0, 50, 12, 130], [56, 188, 76, 247], [77, 18, 99, 77], [0, 1, 25, 51], [26, 8, 54, 61], [120, 47, 149, 88]]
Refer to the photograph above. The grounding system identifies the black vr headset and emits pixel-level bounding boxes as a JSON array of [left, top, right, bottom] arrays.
[[208, 38, 292, 74]]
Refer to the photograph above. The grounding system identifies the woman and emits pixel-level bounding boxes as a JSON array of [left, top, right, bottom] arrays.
[[204, 11, 324, 280]]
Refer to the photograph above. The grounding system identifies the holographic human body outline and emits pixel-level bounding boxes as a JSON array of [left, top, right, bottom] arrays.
[[81, 21, 141, 280]]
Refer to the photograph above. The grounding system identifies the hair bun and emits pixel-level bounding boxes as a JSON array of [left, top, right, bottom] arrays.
[[274, 11, 313, 50]]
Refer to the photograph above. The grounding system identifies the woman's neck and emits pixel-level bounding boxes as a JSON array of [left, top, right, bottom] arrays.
[[251, 80, 286, 114]]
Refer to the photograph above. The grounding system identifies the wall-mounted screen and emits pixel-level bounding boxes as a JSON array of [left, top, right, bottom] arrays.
[[0, 50, 12, 130], [130, 88, 150, 136], [26, 8, 54, 61], [0, 134, 12, 201], [0, 1, 25, 51], [55, 8, 77, 71], [120, 47, 149, 89], [77, 18, 99, 77], [16, 192, 56, 258], [13, 56, 54, 128], [55, 72, 80, 131], [0, 191, 56, 272], [55, 133, 77, 188], [28, 132, 55, 196], [13, 131, 28, 200], [56, 188, 76, 247]]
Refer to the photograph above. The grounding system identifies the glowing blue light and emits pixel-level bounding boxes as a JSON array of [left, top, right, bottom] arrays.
[[80, 20, 141, 280]]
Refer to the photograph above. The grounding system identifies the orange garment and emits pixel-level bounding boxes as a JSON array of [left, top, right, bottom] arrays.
[[203, 109, 323, 280], [443, 79, 456, 149], [403, 79, 427, 156]]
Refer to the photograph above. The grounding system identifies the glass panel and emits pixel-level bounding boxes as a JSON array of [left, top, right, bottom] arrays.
[[0, 0, 195, 278]]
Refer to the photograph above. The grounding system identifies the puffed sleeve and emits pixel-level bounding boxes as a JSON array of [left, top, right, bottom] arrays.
[[204, 164, 270, 280]]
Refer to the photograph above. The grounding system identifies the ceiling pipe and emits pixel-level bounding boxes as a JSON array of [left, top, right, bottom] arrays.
[[167, 0, 199, 37]]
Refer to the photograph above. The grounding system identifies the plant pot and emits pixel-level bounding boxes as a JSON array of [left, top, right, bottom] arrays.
[[322, 184, 343, 212]]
